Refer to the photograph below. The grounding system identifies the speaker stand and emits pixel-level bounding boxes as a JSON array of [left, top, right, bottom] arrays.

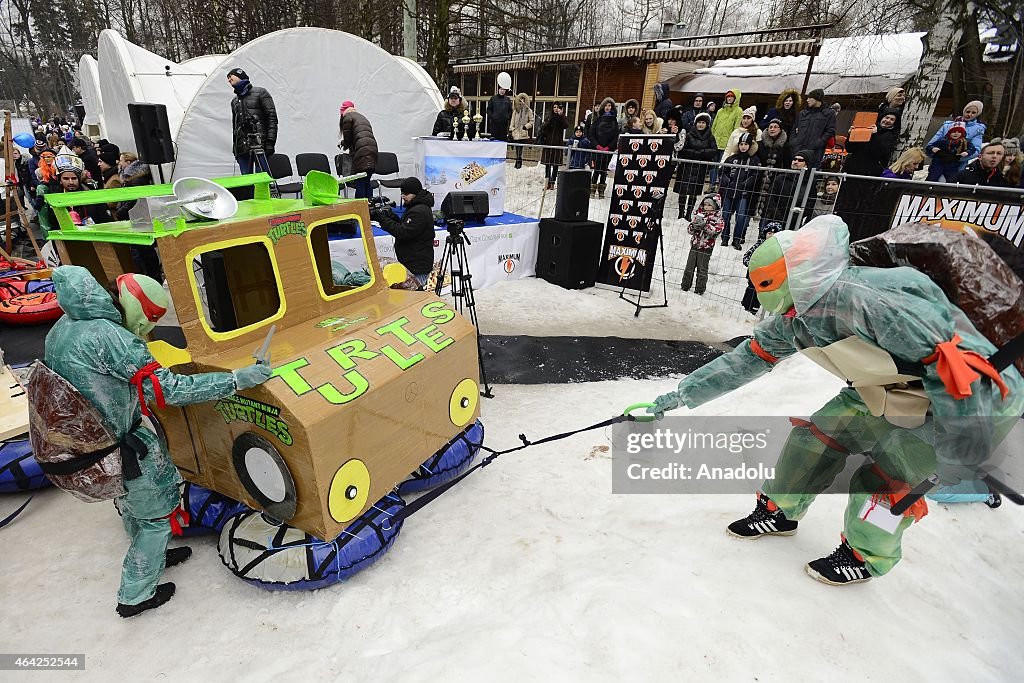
[[617, 228, 669, 318], [435, 224, 494, 399]]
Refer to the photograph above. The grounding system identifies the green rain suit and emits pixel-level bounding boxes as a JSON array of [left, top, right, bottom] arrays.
[[711, 89, 743, 150], [45, 266, 239, 605], [652, 217, 1024, 576]]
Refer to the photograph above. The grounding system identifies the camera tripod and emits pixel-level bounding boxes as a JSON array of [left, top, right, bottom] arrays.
[[246, 140, 280, 199], [435, 219, 493, 398]]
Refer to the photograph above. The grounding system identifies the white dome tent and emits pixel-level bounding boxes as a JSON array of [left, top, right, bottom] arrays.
[[179, 55, 229, 76], [172, 27, 442, 181], [96, 29, 211, 155], [77, 55, 104, 138]]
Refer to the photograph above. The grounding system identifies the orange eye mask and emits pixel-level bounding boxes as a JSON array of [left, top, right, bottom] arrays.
[[750, 256, 789, 292]]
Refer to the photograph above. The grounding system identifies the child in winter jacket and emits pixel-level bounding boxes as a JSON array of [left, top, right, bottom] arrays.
[[717, 133, 762, 249], [926, 120, 976, 182], [567, 124, 591, 169], [681, 193, 724, 295], [740, 220, 784, 313]]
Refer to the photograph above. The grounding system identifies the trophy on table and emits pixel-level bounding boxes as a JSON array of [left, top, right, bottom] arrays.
[[460, 109, 471, 140], [472, 105, 483, 140]]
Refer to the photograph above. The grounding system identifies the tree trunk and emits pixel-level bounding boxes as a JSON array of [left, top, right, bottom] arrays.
[[897, 0, 967, 151], [959, 14, 990, 112], [428, 0, 451, 91]]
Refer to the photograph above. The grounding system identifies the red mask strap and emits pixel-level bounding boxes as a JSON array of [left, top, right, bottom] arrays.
[[117, 273, 167, 323]]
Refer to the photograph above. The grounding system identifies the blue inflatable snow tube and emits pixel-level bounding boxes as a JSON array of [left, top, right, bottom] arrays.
[[398, 420, 484, 495], [218, 492, 405, 591], [0, 437, 51, 493], [180, 482, 250, 536]]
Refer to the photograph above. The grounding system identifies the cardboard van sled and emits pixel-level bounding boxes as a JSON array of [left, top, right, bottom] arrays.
[[45, 174, 480, 541]]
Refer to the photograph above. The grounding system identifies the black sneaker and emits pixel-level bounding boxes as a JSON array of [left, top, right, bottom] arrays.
[[116, 582, 176, 618], [727, 492, 798, 539], [720, 237, 730, 246], [985, 492, 1002, 508], [805, 541, 872, 585], [165, 546, 193, 568], [732, 240, 743, 250]]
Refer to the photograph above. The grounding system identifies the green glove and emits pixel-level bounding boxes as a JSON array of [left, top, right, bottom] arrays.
[[646, 391, 682, 420], [233, 363, 272, 390]]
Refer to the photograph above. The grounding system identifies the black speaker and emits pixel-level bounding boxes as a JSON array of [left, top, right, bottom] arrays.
[[200, 252, 237, 332], [441, 191, 489, 222], [128, 102, 175, 165], [555, 169, 591, 221], [536, 218, 604, 289], [73, 104, 86, 122]]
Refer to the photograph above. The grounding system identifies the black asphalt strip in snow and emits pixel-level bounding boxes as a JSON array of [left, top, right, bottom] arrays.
[[478, 335, 724, 384]]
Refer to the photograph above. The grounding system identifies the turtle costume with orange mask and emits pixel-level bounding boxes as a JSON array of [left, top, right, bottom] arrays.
[[648, 216, 1024, 585]]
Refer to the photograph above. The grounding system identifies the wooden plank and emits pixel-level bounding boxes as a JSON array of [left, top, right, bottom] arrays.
[[0, 364, 29, 440]]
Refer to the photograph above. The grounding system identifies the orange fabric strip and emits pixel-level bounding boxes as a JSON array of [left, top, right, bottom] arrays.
[[870, 464, 928, 522], [749, 256, 789, 292], [789, 417, 849, 453], [749, 338, 779, 364], [921, 334, 1010, 400]]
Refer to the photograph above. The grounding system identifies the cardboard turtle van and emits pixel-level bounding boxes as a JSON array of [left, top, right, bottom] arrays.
[[43, 173, 480, 541]]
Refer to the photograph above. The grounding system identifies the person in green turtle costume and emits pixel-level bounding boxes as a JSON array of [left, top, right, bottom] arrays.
[[647, 216, 1024, 585], [45, 266, 273, 616]]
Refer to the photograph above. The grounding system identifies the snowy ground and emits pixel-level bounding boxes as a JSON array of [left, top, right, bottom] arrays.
[[4, 277, 1023, 681]]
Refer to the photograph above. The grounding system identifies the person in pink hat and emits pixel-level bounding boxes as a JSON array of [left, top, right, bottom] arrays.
[[338, 100, 379, 199]]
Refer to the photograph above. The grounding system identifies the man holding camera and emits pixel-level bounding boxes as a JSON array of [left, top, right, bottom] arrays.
[[371, 177, 436, 289], [228, 67, 278, 174]]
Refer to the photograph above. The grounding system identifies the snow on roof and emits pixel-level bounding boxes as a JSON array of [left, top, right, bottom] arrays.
[[980, 26, 1018, 64], [673, 33, 925, 95]]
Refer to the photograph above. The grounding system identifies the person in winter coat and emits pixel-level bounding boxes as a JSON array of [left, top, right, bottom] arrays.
[[925, 120, 975, 183], [97, 147, 123, 211], [111, 153, 162, 281], [38, 154, 112, 235], [10, 147, 31, 211], [44, 266, 271, 617], [227, 68, 278, 174], [567, 124, 591, 170], [646, 215, 1024, 584], [338, 102, 379, 199], [680, 193, 725, 295], [710, 89, 742, 186], [674, 112, 719, 219], [433, 86, 471, 137], [371, 177, 437, 288], [811, 177, 841, 218], [925, 101, 986, 171], [882, 147, 926, 180], [538, 102, 569, 189], [761, 151, 809, 225], [877, 86, 907, 132], [679, 93, 706, 133], [789, 88, 836, 168], [758, 119, 790, 170], [718, 133, 762, 249], [843, 109, 899, 177], [759, 89, 801, 136], [641, 109, 664, 134], [955, 139, 1007, 187], [70, 137, 102, 188], [653, 82, 675, 122], [1001, 137, 1022, 188], [618, 99, 640, 133], [508, 92, 534, 169], [486, 83, 513, 142], [705, 100, 717, 121], [740, 220, 784, 314], [589, 97, 620, 198], [722, 106, 762, 158]]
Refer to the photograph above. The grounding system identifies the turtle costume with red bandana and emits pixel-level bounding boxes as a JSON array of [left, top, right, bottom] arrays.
[[649, 216, 1024, 579], [44, 266, 271, 614]]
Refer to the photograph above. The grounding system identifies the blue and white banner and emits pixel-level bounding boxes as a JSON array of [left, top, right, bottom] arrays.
[[414, 138, 507, 216]]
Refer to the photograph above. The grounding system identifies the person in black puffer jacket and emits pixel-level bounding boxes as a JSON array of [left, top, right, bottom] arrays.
[[372, 177, 436, 289], [486, 84, 513, 142], [788, 88, 835, 168], [589, 97, 620, 197], [843, 108, 899, 177], [228, 67, 278, 174], [674, 112, 719, 218], [717, 132, 762, 249], [339, 101, 379, 199]]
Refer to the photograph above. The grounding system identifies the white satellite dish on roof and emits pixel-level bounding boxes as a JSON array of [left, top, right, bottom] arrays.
[[171, 177, 238, 220]]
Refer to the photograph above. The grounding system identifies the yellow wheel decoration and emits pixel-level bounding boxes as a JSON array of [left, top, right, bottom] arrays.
[[449, 378, 479, 427], [328, 459, 370, 523]]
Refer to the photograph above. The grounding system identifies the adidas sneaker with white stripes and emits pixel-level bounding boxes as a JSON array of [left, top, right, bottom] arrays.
[[727, 492, 799, 539], [805, 541, 872, 585]]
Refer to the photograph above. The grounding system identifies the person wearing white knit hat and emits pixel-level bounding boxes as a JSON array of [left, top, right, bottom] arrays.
[[722, 105, 763, 158]]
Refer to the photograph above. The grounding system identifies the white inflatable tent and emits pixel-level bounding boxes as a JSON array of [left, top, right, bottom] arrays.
[[96, 29, 211, 157], [172, 27, 443, 181], [77, 54, 104, 137]]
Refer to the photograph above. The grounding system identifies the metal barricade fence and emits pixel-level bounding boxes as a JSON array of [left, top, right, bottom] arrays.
[[502, 142, 810, 322], [797, 169, 1024, 247]]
